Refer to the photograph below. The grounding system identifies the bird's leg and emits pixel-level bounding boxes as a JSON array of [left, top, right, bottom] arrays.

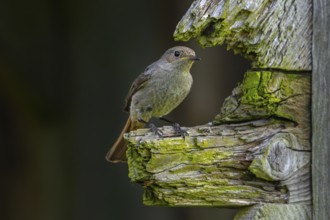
[[138, 118, 163, 136], [159, 117, 188, 138]]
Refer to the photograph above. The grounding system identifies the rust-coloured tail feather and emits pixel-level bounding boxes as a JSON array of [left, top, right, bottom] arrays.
[[106, 117, 144, 163], [106, 118, 132, 163]]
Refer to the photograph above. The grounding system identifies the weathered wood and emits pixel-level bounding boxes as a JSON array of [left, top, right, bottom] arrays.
[[128, 121, 289, 207], [215, 71, 311, 151], [174, 0, 312, 70], [126, 0, 312, 219], [234, 204, 312, 220], [127, 71, 310, 207], [312, 0, 330, 219]]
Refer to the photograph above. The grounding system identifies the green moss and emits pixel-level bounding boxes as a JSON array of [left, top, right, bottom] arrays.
[[249, 165, 273, 182], [241, 71, 281, 110], [143, 184, 285, 207], [248, 145, 274, 181], [127, 143, 150, 182], [168, 164, 202, 174], [196, 136, 239, 148], [146, 152, 185, 173], [189, 149, 235, 164], [215, 71, 307, 124], [126, 116, 290, 207], [143, 188, 169, 206]]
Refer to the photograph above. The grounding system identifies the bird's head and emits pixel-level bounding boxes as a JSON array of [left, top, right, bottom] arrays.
[[160, 46, 201, 71]]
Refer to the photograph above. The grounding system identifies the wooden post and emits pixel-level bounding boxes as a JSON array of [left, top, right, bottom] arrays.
[[312, 0, 330, 219], [126, 0, 313, 219]]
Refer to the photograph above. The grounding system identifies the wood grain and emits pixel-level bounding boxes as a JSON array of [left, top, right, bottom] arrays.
[[174, 0, 312, 70], [312, 0, 330, 219], [125, 0, 313, 219], [126, 71, 311, 208]]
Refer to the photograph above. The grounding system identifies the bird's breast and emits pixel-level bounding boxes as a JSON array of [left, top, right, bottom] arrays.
[[153, 71, 192, 115], [131, 70, 193, 120]]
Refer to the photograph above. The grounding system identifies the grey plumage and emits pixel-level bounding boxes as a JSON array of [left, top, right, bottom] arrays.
[[106, 46, 200, 163]]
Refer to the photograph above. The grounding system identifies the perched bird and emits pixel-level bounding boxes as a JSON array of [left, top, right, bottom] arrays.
[[106, 46, 200, 163]]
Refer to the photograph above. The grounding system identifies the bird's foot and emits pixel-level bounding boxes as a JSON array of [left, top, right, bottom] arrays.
[[172, 123, 188, 138], [148, 123, 163, 137]]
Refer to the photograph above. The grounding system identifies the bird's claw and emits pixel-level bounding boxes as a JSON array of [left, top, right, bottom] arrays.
[[148, 123, 163, 137], [172, 123, 188, 138]]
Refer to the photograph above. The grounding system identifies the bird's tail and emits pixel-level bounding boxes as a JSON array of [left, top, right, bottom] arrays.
[[105, 117, 143, 163]]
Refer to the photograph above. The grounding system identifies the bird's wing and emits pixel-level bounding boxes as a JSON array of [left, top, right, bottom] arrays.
[[123, 65, 154, 112]]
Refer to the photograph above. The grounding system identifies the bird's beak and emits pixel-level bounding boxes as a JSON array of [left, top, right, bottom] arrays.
[[189, 56, 201, 61]]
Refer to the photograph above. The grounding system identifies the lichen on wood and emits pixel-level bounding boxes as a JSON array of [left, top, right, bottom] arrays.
[[215, 71, 311, 151], [126, 71, 311, 207], [125, 0, 312, 219], [174, 0, 312, 70], [127, 121, 288, 207]]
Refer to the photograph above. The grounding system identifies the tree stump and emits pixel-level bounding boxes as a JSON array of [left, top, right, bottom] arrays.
[[126, 0, 312, 219]]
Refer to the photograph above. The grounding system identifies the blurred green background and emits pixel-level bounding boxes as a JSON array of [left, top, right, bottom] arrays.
[[1, 0, 249, 219]]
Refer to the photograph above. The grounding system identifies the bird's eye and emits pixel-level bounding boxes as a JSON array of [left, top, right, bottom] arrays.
[[174, 51, 180, 57]]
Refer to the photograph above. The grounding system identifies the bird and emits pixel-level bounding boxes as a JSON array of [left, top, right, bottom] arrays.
[[106, 46, 200, 163]]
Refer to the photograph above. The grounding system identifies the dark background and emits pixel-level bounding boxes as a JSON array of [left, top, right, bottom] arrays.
[[1, 0, 249, 219]]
